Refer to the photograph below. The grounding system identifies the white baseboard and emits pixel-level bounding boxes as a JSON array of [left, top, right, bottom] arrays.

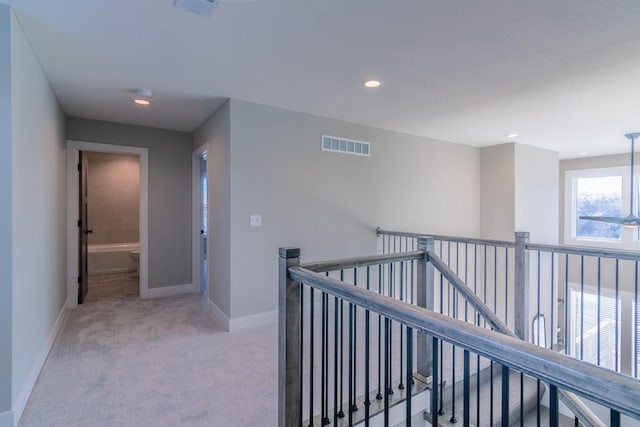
[[206, 299, 230, 331], [13, 301, 67, 426], [144, 283, 194, 299], [229, 309, 277, 332]]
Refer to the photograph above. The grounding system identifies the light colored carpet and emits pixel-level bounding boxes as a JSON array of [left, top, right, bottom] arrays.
[[19, 294, 278, 427]]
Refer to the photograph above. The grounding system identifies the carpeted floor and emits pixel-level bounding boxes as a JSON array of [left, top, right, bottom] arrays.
[[19, 295, 278, 427]]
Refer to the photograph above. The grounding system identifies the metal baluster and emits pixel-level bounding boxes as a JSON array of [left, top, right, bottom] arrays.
[[300, 285, 304, 427], [352, 268, 358, 412], [377, 265, 383, 401], [388, 263, 394, 397], [399, 262, 405, 390], [501, 365, 509, 427], [406, 327, 413, 427], [484, 245, 488, 329], [551, 252, 555, 351], [494, 246, 498, 317], [611, 409, 620, 427], [450, 286, 458, 424], [537, 251, 541, 346], [309, 287, 314, 426], [615, 259, 620, 372], [321, 287, 326, 425], [322, 285, 329, 425], [505, 247, 509, 328], [549, 384, 558, 427], [520, 372, 524, 427], [432, 336, 439, 427], [338, 270, 345, 419], [477, 341, 481, 425], [348, 300, 353, 426], [384, 318, 390, 427], [365, 266, 371, 424], [633, 261, 640, 378], [597, 257, 601, 366], [465, 242, 469, 323], [333, 294, 339, 426], [580, 255, 584, 361], [536, 378, 540, 425], [463, 350, 470, 427], [439, 273, 444, 416], [564, 253, 569, 355], [477, 244, 483, 423]]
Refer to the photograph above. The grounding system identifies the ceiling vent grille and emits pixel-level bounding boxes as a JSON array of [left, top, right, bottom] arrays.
[[174, 0, 217, 17], [321, 135, 370, 157]]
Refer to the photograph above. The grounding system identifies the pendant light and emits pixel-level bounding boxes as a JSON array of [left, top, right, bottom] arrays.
[[579, 132, 640, 228]]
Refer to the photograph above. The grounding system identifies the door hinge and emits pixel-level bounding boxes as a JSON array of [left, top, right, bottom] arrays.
[[77, 276, 82, 284], [77, 219, 82, 228], [77, 163, 82, 171]]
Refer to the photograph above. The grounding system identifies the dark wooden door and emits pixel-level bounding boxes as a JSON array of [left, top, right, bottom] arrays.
[[78, 151, 90, 304]]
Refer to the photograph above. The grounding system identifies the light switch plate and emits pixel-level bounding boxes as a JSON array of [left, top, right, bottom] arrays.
[[250, 214, 262, 227]]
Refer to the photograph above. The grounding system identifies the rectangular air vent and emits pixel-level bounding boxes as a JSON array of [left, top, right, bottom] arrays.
[[321, 135, 370, 157], [174, 0, 217, 17]]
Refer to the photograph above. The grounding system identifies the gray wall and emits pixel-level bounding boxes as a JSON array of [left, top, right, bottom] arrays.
[[0, 5, 12, 422], [480, 143, 515, 240], [66, 118, 192, 289], [228, 99, 481, 318], [9, 6, 67, 423], [193, 101, 231, 316]]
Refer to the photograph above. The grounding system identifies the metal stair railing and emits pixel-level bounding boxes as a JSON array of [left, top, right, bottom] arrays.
[[278, 246, 640, 427]]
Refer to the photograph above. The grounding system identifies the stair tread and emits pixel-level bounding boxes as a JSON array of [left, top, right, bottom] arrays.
[[438, 368, 544, 427]]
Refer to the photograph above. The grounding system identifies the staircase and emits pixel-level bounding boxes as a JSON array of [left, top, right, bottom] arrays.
[[431, 361, 576, 426]]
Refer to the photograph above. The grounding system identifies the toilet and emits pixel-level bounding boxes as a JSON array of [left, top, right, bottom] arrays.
[[129, 250, 140, 275]]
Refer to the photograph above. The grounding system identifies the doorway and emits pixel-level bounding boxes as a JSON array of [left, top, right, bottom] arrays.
[[192, 147, 208, 296], [79, 151, 141, 303], [67, 140, 149, 307]]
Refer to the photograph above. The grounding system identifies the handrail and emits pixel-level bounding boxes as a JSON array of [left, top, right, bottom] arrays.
[[288, 265, 640, 421], [426, 250, 513, 336], [527, 242, 640, 261], [427, 250, 603, 427], [376, 227, 515, 248], [301, 250, 424, 273]]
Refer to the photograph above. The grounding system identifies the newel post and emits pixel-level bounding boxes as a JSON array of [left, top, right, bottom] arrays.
[[416, 237, 434, 378], [514, 232, 530, 341], [278, 247, 301, 427]]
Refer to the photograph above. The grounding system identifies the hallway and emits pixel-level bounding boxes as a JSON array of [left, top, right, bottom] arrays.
[[19, 295, 277, 427]]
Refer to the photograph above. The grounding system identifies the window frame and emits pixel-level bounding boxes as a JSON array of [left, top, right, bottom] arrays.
[[564, 166, 637, 249]]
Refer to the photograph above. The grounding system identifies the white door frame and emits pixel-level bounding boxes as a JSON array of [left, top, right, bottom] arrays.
[[66, 140, 150, 307], [192, 145, 208, 297]]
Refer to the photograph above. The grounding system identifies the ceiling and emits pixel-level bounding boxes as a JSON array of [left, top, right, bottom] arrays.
[[7, 0, 640, 158]]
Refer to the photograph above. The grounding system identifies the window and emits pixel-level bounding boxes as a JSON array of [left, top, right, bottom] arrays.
[[570, 288, 620, 370], [575, 175, 622, 240], [564, 167, 637, 248]]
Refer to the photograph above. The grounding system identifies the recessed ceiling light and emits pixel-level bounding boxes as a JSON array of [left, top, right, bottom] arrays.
[[363, 80, 382, 88], [506, 133, 518, 138], [134, 99, 150, 106], [578, 151, 588, 156]]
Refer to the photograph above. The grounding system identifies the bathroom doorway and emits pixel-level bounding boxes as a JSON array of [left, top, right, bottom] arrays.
[[81, 151, 140, 302], [192, 147, 208, 296], [67, 141, 149, 307]]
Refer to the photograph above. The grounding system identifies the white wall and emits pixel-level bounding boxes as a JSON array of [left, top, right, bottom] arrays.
[[9, 7, 67, 426], [193, 101, 231, 316], [0, 5, 13, 425], [515, 143, 559, 244], [227, 99, 481, 318]]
